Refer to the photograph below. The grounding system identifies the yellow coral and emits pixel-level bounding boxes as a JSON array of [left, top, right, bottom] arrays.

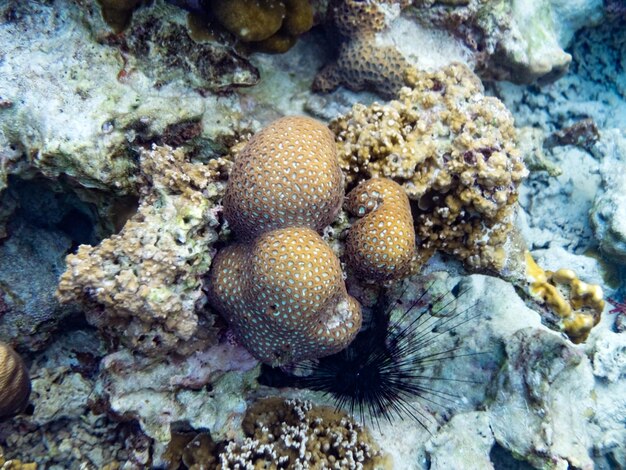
[[0, 342, 30, 420], [526, 252, 604, 343], [331, 64, 527, 272], [0, 447, 36, 470], [345, 178, 416, 281]]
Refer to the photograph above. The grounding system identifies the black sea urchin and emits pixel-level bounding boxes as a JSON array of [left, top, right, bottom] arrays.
[[259, 279, 484, 430]]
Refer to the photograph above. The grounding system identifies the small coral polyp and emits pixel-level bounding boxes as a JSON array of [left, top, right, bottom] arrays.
[[210, 116, 362, 366]]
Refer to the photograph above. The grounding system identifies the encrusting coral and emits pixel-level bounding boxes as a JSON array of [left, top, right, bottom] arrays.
[[331, 63, 527, 272], [208, 227, 362, 366], [57, 145, 227, 357], [97, 0, 145, 33], [525, 253, 605, 344], [210, 116, 363, 366], [345, 178, 416, 281], [0, 342, 31, 420], [220, 397, 390, 469], [223, 116, 344, 241]]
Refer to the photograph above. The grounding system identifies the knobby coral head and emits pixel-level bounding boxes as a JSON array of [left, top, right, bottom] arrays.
[[222, 116, 344, 240], [209, 116, 363, 366]]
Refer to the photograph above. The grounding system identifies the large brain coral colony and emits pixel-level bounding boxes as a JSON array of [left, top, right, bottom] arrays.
[[208, 116, 363, 366]]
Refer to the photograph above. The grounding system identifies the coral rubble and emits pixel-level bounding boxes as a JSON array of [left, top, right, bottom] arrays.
[[57, 145, 226, 356], [0, 342, 30, 420], [332, 63, 527, 272], [345, 178, 416, 281]]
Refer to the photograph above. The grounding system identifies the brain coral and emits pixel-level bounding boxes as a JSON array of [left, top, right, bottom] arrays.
[[331, 64, 527, 272], [208, 227, 362, 366], [223, 116, 344, 241], [57, 145, 226, 357], [345, 178, 416, 281], [0, 342, 31, 419]]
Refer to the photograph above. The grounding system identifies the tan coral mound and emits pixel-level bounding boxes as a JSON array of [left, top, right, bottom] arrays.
[[313, 35, 413, 99], [345, 178, 416, 281], [332, 64, 527, 272], [57, 146, 227, 356], [223, 116, 344, 241], [313, 0, 413, 97], [0, 342, 31, 419], [220, 397, 390, 469], [208, 227, 361, 366]]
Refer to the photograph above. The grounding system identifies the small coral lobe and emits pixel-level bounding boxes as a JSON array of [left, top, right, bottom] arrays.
[[223, 115, 344, 241], [0, 342, 31, 420], [345, 178, 416, 281], [207, 227, 362, 366]]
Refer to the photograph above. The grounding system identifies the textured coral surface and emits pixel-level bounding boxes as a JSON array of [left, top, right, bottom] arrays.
[[57, 146, 226, 356], [332, 63, 527, 272], [220, 397, 390, 469], [0, 342, 30, 420], [345, 178, 416, 281], [208, 227, 362, 365], [223, 116, 344, 240]]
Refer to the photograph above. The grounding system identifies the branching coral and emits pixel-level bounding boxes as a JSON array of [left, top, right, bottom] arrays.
[[57, 145, 227, 357], [0, 342, 31, 420], [526, 252, 604, 344], [345, 178, 416, 281], [220, 397, 390, 469], [223, 116, 344, 241], [331, 63, 527, 272]]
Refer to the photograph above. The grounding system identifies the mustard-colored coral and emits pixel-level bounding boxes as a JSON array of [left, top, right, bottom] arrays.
[[220, 397, 390, 469], [526, 252, 604, 344], [331, 63, 527, 272], [57, 145, 226, 356], [223, 116, 344, 241], [345, 178, 416, 281], [0, 342, 30, 420]]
